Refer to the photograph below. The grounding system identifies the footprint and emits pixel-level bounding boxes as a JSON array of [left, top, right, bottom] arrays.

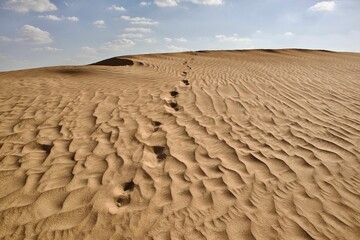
[[40, 144, 53, 155], [123, 180, 135, 191], [182, 80, 189, 86], [169, 102, 179, 111], [152, 121, 162, 132], [116, 180, 135, 207], [116, 195, 130, 207], [170, 91, 179, 97], [153, 146, 167, 160], [153, 121, 161, 127]]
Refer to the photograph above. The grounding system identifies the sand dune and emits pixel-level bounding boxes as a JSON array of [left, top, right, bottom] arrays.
[[0, 49, 359, 239]]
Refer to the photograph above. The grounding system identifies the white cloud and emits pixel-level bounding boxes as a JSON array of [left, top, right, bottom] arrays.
[[0, 25, 53, 44], [93, 20, 105, 28], [284, 32, 295, 37], [154, 0, 178, 7], [0, 36, 12, 42], [81, 46, 97, 54], [67, 16, 79, 22], [167, 45, 189, 52], [101, 38, 135, 51], [38, 15, 79, 22], [175, 37, 187, 42], [151, 0, 224, 7], [38, 15, 61, 21], [164, 37, 187, 42], [119, 33, 145, 39], [3, 0, 57, 13], [121, 16, 159, 25], [31, 46, 61, 52], [140, 1, 152, 6], [308, 1, 335, 12], [17, 25, 53, 44], [108, 5, 126, 12], [144, 38, 157, 43], [189, 0, 223, 5], [117, 34, 157, 44], [125, 27, 152, 33], [215, 34, 251, 43]]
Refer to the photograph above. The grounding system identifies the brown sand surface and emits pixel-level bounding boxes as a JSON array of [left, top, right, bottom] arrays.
[[0, 49, 359, 239]]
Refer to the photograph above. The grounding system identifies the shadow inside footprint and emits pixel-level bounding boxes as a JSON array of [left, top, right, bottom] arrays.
[[153, 146, 164, 155], [182, 80, 189, 85], [170, 91, 179, 97], [152, 121, 161, 132], [169, 102, 179, 111], [40, 144, 53, 155], [153, 121, 161, 127], [157, 153, 167, 160], [117, 195, 130, 207], [123, 181, 135, 191], [153, 146, 167, 160]]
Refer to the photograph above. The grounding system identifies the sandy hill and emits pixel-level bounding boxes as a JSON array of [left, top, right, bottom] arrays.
[[0, 49, 359, 239]]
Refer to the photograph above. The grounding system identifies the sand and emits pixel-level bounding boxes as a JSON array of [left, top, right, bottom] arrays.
[[0, 49, 359, 239]]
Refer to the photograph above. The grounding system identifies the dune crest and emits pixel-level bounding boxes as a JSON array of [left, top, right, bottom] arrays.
[[0, 49, 360, 239]]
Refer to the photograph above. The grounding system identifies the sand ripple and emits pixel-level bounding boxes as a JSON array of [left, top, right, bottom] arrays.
[[0, 50, 360, 239]]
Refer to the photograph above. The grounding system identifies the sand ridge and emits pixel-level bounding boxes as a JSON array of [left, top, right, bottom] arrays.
[[0, 49, 360, 239]]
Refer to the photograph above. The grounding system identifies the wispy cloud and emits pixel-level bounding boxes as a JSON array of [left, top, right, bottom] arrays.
[[151, 0, 224, 7], [140, 1, 152, 6], [125, 27, 152, 33], [121, 16, 159, 25], [154, 0, 178, 7], [308, 1, 336, 12], [215, 34, 251, 43], [31, 46, 62, 52], [167, 45, 189, 52], [81, 46, 97, 54], [3, 0, 57, 13], [66, 16, 79, 22], [93, 20, 105, 28], [38, 15, 79, 22], [118, 33, 145, 39], [284, 32, 295, 37], [175, 37, 187, 42], [163, 37, 188, 42], [101, 38, 135, 51], [38, 15, 61, 21], [190, 0, 224, 5], [144, 38, 157, 43], [108, 5, 126, 12], [0, 36, 12, 42]]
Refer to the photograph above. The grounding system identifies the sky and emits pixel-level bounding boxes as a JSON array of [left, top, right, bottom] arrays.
[[0, 0, 359, 71]]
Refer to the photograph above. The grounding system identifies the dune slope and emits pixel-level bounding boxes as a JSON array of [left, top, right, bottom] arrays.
[[0, 49, 360, 240]]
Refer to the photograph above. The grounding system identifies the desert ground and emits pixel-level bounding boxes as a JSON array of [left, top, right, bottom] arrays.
[[0, 49, 359, 239]]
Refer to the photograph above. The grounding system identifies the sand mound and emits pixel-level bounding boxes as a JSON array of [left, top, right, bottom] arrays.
[[91, 57, 135, 66], [0, 49, 359, 239]]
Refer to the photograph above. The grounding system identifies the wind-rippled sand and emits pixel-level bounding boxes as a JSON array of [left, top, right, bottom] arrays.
[[0, 49, 359, 240]]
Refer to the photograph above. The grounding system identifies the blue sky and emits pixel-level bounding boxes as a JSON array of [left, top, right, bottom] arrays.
[[0, 0, 359, 71]]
